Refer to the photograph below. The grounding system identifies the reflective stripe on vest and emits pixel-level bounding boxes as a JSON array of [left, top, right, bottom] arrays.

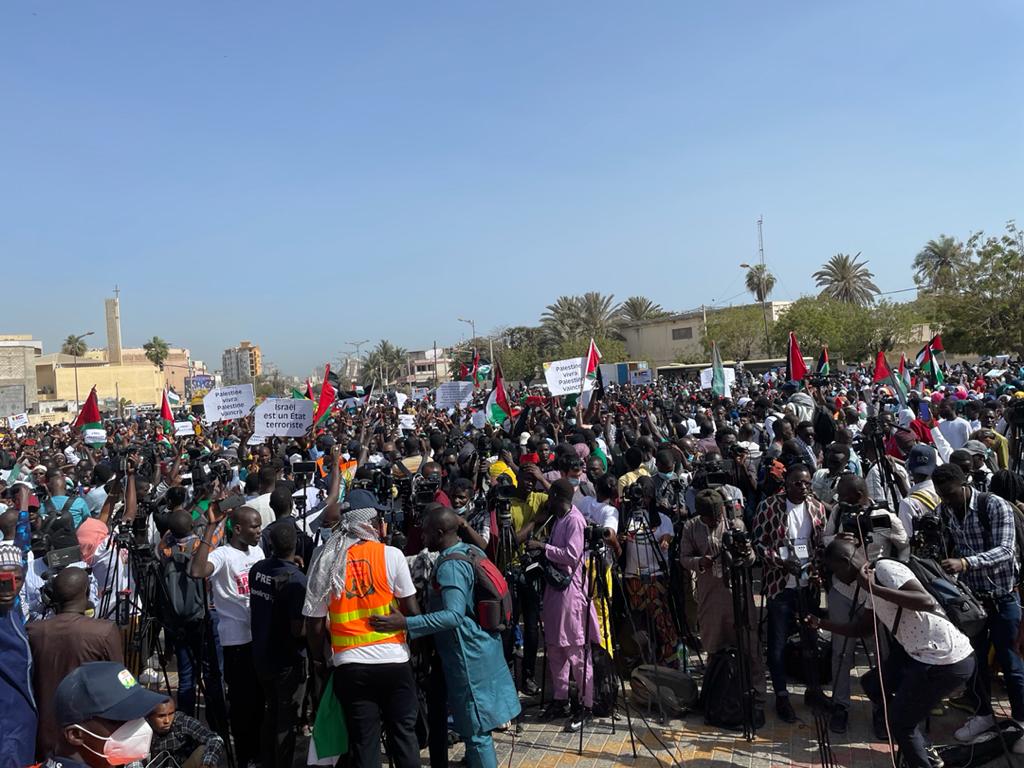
[[328, 540, 405, 654]]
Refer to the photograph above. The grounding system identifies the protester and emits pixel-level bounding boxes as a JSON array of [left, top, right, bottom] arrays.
[[0, 541, 35, 767], [27, 566, 124, 758], [372, 505, 520, 768]]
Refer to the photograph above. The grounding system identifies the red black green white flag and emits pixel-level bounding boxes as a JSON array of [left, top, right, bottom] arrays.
[[816, 346, 830, 376], [786, 332, 808, 382], [485, 360, 513, 427], [915, 336, 945, 386], [313, 364, 336, 427], [872, 350, 908, 407], [73, 387, 105, 446], [159, 390, 175, 444]]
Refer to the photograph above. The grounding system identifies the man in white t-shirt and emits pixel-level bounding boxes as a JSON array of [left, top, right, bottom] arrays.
[[812, 539, 975, 767], [303, 490, 422, 768], [189, 505, 265, 768]]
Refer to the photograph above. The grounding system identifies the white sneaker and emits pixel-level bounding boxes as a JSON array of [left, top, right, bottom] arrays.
[[954, 714, 995, 743]]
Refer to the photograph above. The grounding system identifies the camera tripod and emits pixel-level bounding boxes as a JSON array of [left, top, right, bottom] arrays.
[[720, 537, 758, 741], [792, 572, 837, 768]]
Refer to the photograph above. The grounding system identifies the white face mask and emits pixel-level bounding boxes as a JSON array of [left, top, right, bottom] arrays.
[[75, 717, 154, 765]]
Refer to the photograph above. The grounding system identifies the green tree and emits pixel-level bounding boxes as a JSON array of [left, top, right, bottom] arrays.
[[551, 335, 625, 364], [913, 235, 966, 293], [937, 221, 1024, 356], [813, 253, 880, 306], [540, 292, 622, 347], [744, 264, 776, 303], [361, 340, 408, 386], [61, 335, 89, 357], [703, 305, 771, 360], [617, 296, 669, 324], [143, 336, 170, 369]]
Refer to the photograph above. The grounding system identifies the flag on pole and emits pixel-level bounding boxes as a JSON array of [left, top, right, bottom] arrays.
[[305, 379, 315, 401], [313, 364, 336, 427], [873, 350, 908, 407], [915, 337, 945, 387], [786, 332, 808, 382], [584, 338, 602, 385], [816, 347, 830, 376], [73, 387, 105, 446], [159, 390, 175, 441], [485, 361, 512, 426], [167, 389, 181, 406], [457, 362, 469, 381], [710, 342, 727, 397], [898, 353, 912, 391], [471, 349, 481, 387]]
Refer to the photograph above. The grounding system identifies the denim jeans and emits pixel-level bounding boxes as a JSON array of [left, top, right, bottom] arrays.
[[862, 649, 975, 768], [968, 593, 1024, 719], [766, 588, 800, 696]]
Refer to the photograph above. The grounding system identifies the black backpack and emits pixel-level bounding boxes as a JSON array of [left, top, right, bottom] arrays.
[[889, 556, 988, 639], [699, 649, 745, 728], [631, 663, 697, 718], [157, 548, 207, 630], [936, 720, 1023, 767]]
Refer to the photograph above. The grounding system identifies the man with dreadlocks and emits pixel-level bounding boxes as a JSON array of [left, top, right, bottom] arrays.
[[303, 489, 422, 768]]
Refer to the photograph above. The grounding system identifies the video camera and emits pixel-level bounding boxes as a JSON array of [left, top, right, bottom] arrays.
[[721, 529, 751, 561], [838, 502, 891, 545], [911, 514, 946, 560], [692, 457, 735, 490], [489, 473, 515, 528]]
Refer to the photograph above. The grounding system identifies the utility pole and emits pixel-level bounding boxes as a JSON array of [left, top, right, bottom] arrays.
[[432, 340, 439, 387], [757, 215, 772, 357]]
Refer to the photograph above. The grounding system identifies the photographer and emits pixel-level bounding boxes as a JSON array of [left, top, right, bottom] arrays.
[[684, 450, 744, 521], [525, 478, 599, 731], [810, 539, 974, 768], [679, 489, 766, 723], [753, 462, 827, 724], [620, 475, 679, 666], [931, 463, 1024, 748], [821, 474, 908, 734]]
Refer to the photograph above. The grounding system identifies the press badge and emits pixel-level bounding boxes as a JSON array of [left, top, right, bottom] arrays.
[[794, 543, 809, 560]]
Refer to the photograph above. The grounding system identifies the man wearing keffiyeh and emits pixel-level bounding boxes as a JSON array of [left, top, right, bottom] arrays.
[[303, 489, 422, 768]]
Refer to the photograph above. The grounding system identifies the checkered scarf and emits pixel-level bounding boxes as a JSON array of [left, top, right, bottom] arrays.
[[307, 507, 380, 607]]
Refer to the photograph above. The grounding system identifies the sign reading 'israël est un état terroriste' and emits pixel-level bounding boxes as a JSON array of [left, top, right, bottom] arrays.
[[543, 357, 595, 397], [253, 398, 314, 437], [202, 384, 255, 422]]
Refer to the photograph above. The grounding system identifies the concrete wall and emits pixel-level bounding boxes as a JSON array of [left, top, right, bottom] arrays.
[[38, 363, 164, 406], [0, 345, 39, 413], [622, 316, 705, 368]]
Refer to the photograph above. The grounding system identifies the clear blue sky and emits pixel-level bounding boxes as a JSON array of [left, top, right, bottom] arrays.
[[3, 2, 1022, 375]]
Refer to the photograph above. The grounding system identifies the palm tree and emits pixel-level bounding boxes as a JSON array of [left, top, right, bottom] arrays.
[[913, 235, 965, 293], [143, 336, 171, 369], [617, 296, 669, 324], [540, 295, 584, 347], [813, 252, 880, 306], [577, 292, 621, 338], [744, 264, 776, 303], [361, 340, 408, 386], [61, 335, 89, 357]]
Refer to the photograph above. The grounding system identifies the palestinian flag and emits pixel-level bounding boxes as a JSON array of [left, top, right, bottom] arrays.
[[485, 361, 512, 426], [305, 379, 315, 401], [584, 338, 601, 389], [457, 361, 469, 381], [290, 388, 306, 399], [167, 389, 181, 406], [313, 364, 336, 427], [915, 337, 945, 387], [73, 387, 105, 446], [159, 390, 175, 438], [898, 353, 912, 392], [786, 332, 808, 382], [872, 350, 908, 407], [816, 346, 830, 376], [471, 349, 481, 387], [710, 341, 727, 397]]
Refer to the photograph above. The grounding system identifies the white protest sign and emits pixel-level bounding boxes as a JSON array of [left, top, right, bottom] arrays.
[[699, 367, 736, 397], [203, 384, 255, 422], [435, 381, 474, 409], [6, 413, 29, 430], [394, 392, 409, 410], [173, 421, 195, 437], [84, 428, 107, 445], [253, 398, 314, 437], [247, 434, 267, 446], [543, 357, 588, 397], [470, 410, 486, 430], [629, 368, 652, 386], [411, 387, 429, 401], [398, 414, 416, 431]]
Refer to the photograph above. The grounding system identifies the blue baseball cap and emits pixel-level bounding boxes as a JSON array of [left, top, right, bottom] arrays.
[[54, 662, 168, 726], [906, 444, 938, 477], [344, 488, 387, 512]]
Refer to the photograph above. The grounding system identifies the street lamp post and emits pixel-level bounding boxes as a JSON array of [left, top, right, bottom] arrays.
[[346, 340, 369, 387], [458, 317, 493, 371], [71, 331, 95, 411]]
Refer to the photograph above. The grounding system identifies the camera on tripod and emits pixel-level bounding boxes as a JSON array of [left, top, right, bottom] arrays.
[[911, 514, 945, 560], [721, 529, 751, 560]]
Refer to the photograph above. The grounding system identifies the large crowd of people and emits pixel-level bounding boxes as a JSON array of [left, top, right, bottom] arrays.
[[3, 354, 1024, 768]]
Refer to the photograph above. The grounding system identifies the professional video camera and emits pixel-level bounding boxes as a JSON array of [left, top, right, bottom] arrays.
[[838, 502, 891, 545], [911, 514, 946, 560], [721, 528, 751, 561], [489, 473, 515, 528], [691, 456, 735, 491], [352, 465, 393, 507]]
